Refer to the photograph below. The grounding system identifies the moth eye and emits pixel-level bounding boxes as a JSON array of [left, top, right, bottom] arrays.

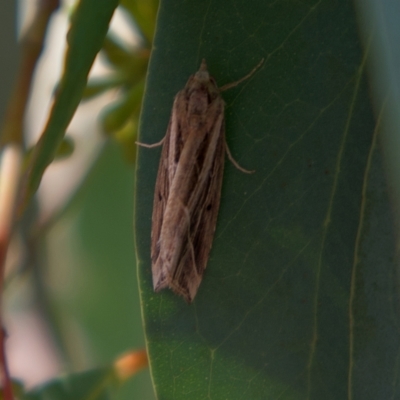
[[206, 204, 212, 211]]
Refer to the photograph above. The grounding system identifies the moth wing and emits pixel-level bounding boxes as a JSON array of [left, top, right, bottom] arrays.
[[170, 118, 226, 302], [151, 92, 187, 290], [150, 117, 172, 290]]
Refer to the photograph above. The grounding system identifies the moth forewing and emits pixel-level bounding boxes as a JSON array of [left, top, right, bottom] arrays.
[[139, 58, 263, 302]]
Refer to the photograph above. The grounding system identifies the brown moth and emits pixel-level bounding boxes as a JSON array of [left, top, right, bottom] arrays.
[[138, 58, 263, 302]]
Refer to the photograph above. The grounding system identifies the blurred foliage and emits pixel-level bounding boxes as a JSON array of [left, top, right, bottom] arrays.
[[2, 0, 158, 399], [24, 136, 75, 168], [22, 367, 114, 400], [84, 0, 159, 163]]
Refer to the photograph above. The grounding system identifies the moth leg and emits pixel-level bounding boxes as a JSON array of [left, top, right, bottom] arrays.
[[219, 58, 264, 92], [225, 142, 255, 174], [136, 137, 165, 148]]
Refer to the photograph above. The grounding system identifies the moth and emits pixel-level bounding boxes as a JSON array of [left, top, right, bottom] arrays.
[[138, 58, 263, 302]]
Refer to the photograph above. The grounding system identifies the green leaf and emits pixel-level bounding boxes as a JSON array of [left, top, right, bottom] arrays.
[[134, 1, 400, 399], [102, 78, 145, 134], [82, 76, 123, 100], [19, 0, 119, 212], [119, 0, 159, 44], [101, 35, 132, 68]]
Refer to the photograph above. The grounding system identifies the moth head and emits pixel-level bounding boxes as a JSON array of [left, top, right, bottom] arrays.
[[185, 59, 219, 98], [195, 59, 210, 82]]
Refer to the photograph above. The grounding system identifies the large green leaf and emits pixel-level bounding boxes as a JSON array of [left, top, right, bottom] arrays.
[[135, 0, 400, 399]]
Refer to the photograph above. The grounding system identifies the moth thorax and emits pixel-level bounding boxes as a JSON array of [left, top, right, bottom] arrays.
[[188, 91, 209, 114], [195, 70, 210, 82]]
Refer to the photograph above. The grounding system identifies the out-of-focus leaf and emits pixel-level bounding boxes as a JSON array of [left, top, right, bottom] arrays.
[[114, 118, 139, 163], [121, 51, 149, 87], [102, 78, 145, 134], [46, 143, 156, 399], [18, 0, 119, 213], [119, 0, 159, 44], [102, 35, 132, 68], [54, 135, 75, 159], [22, 368, 113, 400], [24, 136, 74, 168], [82, 77, 123, 100]]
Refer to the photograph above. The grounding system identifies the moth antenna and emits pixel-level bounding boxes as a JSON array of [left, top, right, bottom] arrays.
[[219, 58, 264, 92]]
